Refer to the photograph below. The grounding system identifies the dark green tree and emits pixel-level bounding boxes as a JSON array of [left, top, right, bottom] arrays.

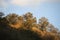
[[0, 12, 4, 17]]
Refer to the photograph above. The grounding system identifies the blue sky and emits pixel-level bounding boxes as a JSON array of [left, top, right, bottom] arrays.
[[0, 0, 60, 29]]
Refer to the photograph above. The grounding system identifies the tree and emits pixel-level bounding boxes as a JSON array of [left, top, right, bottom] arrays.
[[0, 12, 4, 18], [6, 13, 18, 24], [23, 12, 37, 30], [0, 12, 5, 25], [47, 24, 58, 33], [23, 12, 33, 19], [0, 12, 4, 21], [38, 17, 49, 31]]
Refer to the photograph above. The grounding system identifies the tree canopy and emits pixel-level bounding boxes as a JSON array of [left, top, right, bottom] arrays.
[[0, 12, 60, 40]]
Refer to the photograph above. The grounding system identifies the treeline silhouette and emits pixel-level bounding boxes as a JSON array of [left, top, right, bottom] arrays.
[[0, 12, 60, 40]]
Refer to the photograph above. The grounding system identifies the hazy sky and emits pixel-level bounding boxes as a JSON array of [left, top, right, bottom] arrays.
[[0, 0, 60, 29]]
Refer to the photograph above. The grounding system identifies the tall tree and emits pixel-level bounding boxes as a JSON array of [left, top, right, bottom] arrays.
[[23, 12, 37, 30], [0, 12, 4, 25], [38, 17, 49, 31]]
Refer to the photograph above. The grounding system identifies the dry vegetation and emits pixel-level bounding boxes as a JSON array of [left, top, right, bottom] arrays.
[[0, 12, 60, 40]]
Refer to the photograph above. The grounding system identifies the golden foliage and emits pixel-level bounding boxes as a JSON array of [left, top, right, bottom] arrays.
[[0, 12, 60, 40]]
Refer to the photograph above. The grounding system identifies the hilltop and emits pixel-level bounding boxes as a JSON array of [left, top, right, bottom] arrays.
[[0, 12, 60, 40]]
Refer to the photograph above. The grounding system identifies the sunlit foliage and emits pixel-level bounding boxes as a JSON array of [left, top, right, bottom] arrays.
[[0, 12, 60, 40], [38, 17, 49, 31]]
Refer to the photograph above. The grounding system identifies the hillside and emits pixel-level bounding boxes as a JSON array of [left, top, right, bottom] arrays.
[[0, 12, 60, 40]]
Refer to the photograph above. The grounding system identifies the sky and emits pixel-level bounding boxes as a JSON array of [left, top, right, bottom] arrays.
[[0, 0, 60, 29]]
